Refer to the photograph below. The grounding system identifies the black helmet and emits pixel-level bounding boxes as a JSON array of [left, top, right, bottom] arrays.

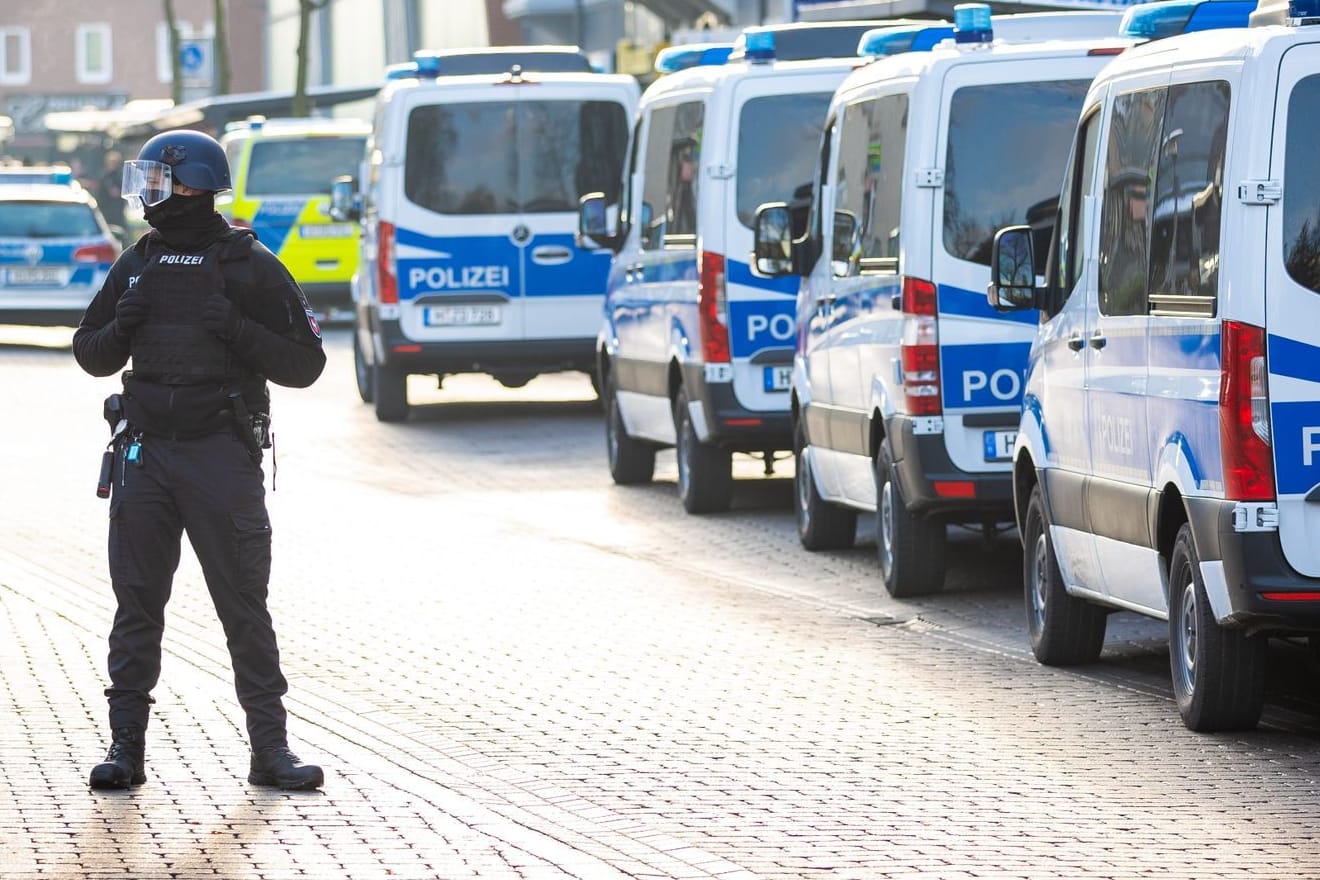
[[136, 129, 231, 192]]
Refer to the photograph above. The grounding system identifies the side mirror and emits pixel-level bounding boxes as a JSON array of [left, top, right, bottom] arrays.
[[329, 175, 360, 222], [831, 210, 859, 276], [988, 226, 1038, 311], [577, 192, 619, 251], [752, 202, 794, 277]]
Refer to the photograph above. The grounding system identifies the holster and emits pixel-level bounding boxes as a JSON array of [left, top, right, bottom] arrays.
[[227, 392, 269, 461]]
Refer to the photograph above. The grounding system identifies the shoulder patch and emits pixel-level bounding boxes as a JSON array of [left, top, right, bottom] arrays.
[[304, 308, 322, 339]]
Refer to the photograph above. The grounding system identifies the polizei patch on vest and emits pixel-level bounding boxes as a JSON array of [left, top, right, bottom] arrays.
[[157, 255, 207, 266]]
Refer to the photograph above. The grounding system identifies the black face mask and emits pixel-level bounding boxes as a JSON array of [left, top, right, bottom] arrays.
[[143, 192, 229, 250]]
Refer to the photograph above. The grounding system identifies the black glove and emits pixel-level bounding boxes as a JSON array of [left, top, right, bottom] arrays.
[[112, 290, 149, 339], [201, 293, 245, 341]]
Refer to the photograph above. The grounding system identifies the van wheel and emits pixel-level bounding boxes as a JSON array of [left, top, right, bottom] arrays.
[[605, 372, 655, 485], [674, 387, 733, 514], [374, 363, 409, 423], [874, 443, 944, 597], [353, 333, 374, 404], [1168, 523, 1266, 731], [794, 418, 856, 551], [1023, 483, 1106, 665]]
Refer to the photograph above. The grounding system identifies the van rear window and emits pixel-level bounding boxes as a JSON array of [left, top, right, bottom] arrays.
[[943, 80, 1089, 266], [405, 100, 628, 215], [246, 136, 367, 197], [0, 201, 100, 238], [736, 92, 833, 230], [1284, 74, 1320, 294]]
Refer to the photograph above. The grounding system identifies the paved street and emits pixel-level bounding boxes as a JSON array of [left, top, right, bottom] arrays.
[[4, 325, 1320, 880]]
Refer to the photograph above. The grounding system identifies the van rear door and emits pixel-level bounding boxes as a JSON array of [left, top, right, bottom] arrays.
[[1266, 46, 1320, 577]]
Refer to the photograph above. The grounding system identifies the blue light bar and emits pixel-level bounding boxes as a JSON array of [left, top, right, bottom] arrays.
[[953, 3, 994, 44], [743, 28, 777, 63], [414, 51, 441, 77], [857, 24, 954, 57], [1120, 0, 1256, 40], [654, 43, 733, 74]]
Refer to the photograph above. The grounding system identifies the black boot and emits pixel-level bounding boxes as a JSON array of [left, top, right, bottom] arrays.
[[89, 726, 146, 789], [248, 746, 324, 790]]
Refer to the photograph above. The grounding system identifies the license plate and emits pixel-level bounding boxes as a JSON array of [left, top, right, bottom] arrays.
[[983, 429, 1016, 462], [5, 267, 68, 286], [763, 365, 792, 392], [423, 304, 501, 327], [298, 223, 356, 239]]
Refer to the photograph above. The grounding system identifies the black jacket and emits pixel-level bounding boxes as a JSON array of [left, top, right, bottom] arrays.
[[73, 227, 326, 438]]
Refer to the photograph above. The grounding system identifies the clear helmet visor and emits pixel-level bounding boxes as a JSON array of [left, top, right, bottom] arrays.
[[121, 160, 173, 208]]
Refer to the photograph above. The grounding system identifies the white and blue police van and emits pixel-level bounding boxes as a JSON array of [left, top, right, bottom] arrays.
[[752, 6, 1128, 597], [336, 47, 638, 421], [988, 0, 1320, 731], [579, 25, 889, 514]]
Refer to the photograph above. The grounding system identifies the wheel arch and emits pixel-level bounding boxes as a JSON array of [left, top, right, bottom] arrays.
[[1013, 450, 1038, 537]]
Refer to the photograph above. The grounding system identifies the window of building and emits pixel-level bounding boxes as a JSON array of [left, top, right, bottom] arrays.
[[0, 28, 31, 85], [77, 24, 113, 85]]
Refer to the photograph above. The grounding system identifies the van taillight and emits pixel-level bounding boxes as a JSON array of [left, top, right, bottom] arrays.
[[900, 276, 940, 416], [699, 250, 730, 364], [1220, 320, 1274, 501], [73, 243, 117, 263], [376, 220, 398, 305]]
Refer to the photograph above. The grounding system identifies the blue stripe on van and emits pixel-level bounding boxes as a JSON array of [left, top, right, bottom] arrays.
[[1269, 334, 1320, 384], [727, 258, 799, 295], [251, 199, 303, 255], [1272, 400, 1320, 496], [937, 283, 1038, 324], [940, 341, 1032, 409]]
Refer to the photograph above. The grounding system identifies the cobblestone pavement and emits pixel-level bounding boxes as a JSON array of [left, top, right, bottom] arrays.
[[4, 326, 1320, 880]]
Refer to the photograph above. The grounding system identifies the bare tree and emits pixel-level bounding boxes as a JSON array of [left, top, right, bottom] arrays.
[[164, 0, 182, 105], [213, 0, 231, 95], [292, 0, 329, 118]]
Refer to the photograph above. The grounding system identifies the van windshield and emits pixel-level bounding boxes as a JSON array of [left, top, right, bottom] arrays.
[[405, 100, 629, 215], [246, 136, 367, 196], [943, 80, 1090, 266], [0, 201, 101, 238], [736, 92, 833, 230]]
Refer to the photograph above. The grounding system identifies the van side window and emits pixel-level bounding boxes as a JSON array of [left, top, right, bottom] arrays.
[[1099, 88, 1167, 317], [1284, 74, 1320, 294], [1053, 110, 1101, 304], [833, 94, 908, 277], [1147, 81, 1229, 316], [808, 115, 836, 251], [619, 117, 642, 240], [639, 101, 704, 250]]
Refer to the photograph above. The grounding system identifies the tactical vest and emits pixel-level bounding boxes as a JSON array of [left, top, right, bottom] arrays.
[[128, 236, 245, 385]]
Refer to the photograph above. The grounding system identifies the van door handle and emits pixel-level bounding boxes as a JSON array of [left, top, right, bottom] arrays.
[[1088, 333, 1107, 350], [1067, 333, 1084, 352]]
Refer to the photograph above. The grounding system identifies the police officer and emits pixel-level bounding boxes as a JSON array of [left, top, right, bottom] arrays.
[[72, 129, 326, 791]]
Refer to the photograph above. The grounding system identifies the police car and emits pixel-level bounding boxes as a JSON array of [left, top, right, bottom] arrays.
[[219, 116, 371, 323], [336, 48, 639, 422], [752, 6, 1127, 595], [988, 0, 1320, 731], [579, 25, 880, 514], [0, 166, 120, 326]]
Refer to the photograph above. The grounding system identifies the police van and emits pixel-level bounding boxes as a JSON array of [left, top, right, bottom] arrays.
[[339, 48, 638, 422], [752, 6, 1126, 596], [987, 0, 1320, 731], [219, 116, 370, 323], [579, 25, 889, 514]]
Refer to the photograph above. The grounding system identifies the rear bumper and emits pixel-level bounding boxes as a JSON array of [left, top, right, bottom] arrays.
[[1187, 496, 1320, 632], [680, 363, 792, 451], [370, 315, 595, 376], [886, 414, 1014, 523]]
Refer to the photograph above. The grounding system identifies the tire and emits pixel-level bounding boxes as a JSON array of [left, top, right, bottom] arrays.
[[604, 372, 655, 485], [373, 361, 409, 423], [794, 417, 856, 551], [674, 387, 733, 514], [353, 332, 374, 404], [1168, 523, 1266, 731], [1023, 484, 1107, 665], [874, 442, 945, 597]]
